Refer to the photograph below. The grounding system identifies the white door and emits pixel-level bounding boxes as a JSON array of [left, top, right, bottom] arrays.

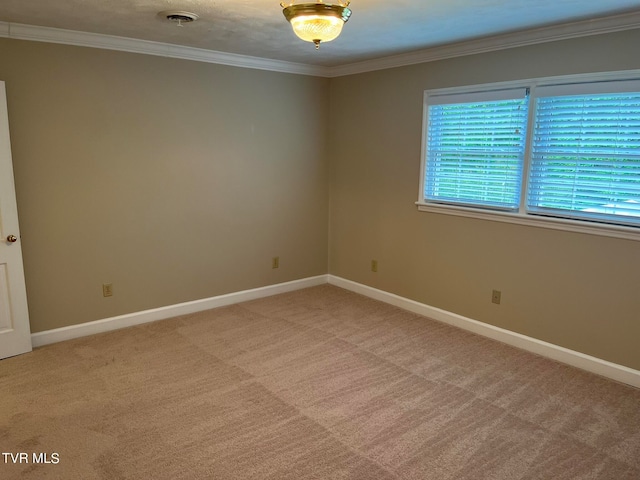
[[0, 81, 31, 359]]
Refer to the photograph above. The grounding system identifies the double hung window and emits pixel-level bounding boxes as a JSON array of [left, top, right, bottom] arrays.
[[424, 88, 528, 211], [419, 74, 640, 237]]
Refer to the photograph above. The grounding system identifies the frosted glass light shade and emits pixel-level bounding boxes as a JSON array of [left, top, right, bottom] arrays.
[[282, 3, 352, 49], [290, 14, 344, 43]]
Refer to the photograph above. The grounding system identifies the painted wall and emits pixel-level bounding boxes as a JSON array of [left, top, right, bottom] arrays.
[[0, 38, 329, 333], [2, 28, 639, 371], [328, 30, 640, 370]]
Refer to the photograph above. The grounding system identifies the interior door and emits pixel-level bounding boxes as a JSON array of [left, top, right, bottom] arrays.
[[0, 81, 32, 359]]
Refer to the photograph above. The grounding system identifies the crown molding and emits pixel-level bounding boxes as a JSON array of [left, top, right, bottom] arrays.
[[324, 10, 640, 77], [1, 10, 640, 78], [0, 22, 324, 77]]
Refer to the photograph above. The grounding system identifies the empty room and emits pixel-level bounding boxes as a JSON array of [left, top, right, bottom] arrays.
[[1, 1, 639, 479]]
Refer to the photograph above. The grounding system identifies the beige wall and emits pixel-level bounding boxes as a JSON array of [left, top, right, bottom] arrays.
[[0, 38, 329, 333], [329, 30, 640, 370], [2, 29, 640, 371]]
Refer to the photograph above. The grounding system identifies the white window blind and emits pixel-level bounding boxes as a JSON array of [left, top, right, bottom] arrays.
[[424, 88, 529, 210], [529, 90, 640, 226]]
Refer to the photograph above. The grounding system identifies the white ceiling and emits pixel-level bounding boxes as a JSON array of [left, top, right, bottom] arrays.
[[1, 0, 640, 67]]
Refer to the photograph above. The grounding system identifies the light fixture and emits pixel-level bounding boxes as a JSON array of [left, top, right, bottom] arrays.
[[281, 1, 352, 50]]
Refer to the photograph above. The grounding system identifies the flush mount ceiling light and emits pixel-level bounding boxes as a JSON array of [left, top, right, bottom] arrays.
[[281, 1, 352, 50]]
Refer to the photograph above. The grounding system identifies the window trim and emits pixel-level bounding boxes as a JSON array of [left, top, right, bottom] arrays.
[[417, 69, 640, 242]]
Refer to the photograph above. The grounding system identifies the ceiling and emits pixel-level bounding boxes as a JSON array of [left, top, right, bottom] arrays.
[[1, 0, 640, 68]]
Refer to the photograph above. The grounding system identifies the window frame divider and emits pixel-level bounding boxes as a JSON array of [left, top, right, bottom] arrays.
[[519, 85, 537, 213]]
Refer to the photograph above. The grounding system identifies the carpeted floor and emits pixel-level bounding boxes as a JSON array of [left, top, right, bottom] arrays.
[[1, 285, 639, 479]]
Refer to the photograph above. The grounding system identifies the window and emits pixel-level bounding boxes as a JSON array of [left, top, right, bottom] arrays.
[[418, 74, 640, 238], [529, 83, 640, 226], [424, 88, 528, 211]]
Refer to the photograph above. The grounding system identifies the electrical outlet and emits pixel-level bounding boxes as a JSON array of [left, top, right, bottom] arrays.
[[272, 256, 279, 269], [371, 260, 378, 273], [492, 289, 501, 305], [103, 283, 113, 297]]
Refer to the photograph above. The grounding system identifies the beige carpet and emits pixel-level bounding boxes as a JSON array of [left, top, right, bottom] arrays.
[[1, 285, 639, 479]]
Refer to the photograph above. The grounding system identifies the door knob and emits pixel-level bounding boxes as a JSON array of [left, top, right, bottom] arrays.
[[6, 235, 17, 243]]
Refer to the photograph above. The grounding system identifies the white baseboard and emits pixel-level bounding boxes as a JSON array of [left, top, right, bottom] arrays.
[[31, 275, 328, 348], [31, 273, 640, 389], [328, 275, 640, 389]]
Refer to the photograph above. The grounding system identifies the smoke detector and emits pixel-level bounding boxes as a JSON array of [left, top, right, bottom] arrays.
[[160, 10, 199, 26]]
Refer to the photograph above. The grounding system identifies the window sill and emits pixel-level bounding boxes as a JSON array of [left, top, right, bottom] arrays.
[[415, 202, 640, 242]]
